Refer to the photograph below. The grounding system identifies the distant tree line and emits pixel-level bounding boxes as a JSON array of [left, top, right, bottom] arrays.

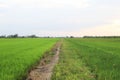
[[0, 34, 40, 38], [0, 34, 76, 38], [0, 34, 63, 38], [83, 36, 120, 38], [0, 34, 120, 38]]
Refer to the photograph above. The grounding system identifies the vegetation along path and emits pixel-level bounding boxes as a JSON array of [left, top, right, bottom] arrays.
[[26, 40, 62, 80], [52, 38, 120, 80]]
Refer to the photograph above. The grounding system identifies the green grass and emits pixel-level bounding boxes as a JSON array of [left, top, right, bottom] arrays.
[[1, 38, 120, 80], [0, 38, 58, 80], [52, 38, 120, 80]]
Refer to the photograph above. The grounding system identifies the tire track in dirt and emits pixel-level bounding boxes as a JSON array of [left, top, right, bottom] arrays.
[[26, 41, 62, 80]]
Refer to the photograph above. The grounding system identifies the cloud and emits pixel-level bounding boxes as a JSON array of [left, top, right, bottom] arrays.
[[9, 0, 90, 8], [0, 13, 4, 17], [0, 0, 120, 36], [77, 19, 120, 36], [0, 3, 8, 17], [112, 19, 120, 26], [0, 3, 8, 8]]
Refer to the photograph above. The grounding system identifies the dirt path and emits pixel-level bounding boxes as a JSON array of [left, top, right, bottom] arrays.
[[26, 41, 62, 80]]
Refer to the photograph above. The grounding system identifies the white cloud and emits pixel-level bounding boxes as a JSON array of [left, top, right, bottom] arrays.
[[0, 3, 8, 8], [77, 20, 120, 36], [0, 13, 5, 17], [8, 0, 90, 8], [61, 17, 100, 24], [0, 3, 8, 17], [112, 19, 120, 26], [0, 0, 120, 36]]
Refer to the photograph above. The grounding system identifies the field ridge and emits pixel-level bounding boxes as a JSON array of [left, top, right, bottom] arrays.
[[26, 40, 62, 80]]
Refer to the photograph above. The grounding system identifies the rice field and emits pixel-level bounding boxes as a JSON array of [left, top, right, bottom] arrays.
[[52, 38, 120, 80], [0, 38, 120, 80], [0, 38, 58, 80]]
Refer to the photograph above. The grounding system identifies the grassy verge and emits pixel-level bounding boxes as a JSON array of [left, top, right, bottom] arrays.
[[52, 38, 120, 80], [52, 39, 94, 80]]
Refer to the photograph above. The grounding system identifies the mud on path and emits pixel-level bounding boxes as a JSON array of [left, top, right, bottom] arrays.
[[26, 41, 62, 80]]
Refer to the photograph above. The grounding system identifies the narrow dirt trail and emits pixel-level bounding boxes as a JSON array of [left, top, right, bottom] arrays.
[[26, 41, 62, 80]]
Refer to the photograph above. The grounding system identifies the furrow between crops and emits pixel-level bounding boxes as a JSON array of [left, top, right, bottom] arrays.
[[26, 41, 62, 80]]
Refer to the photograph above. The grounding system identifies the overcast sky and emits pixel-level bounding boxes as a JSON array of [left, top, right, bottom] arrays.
[[0, 0, 120, 37]]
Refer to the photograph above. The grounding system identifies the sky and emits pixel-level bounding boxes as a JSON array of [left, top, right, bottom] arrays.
[[0, 0, 120, 37]]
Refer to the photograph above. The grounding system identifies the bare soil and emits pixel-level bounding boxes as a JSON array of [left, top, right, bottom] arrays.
[[26, 41, 62, 80]]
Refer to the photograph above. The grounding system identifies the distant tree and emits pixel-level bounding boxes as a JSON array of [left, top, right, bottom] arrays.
[[47, 36, 50, 38], [7, 35, 13, 38], [27, 35, 37, 38], [13, 34, 18, 38], [7, 34, 18, 38], [70, 36, 74, 38], [66, 36, 69, 38], [43, 36, 50, 38], [20, 36, 25, 38], [0, 35, 6, 38]]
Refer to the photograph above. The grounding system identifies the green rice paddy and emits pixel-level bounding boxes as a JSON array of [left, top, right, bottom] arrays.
[[0, 38, 120, 80], [0, 38, 58, 80], [52, 38, 120, 80]]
